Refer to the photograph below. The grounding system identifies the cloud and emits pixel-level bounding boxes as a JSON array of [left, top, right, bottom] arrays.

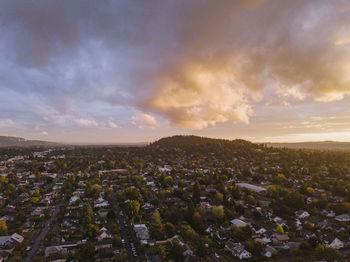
[[75, 118, 99, 127], [149, 62, 254, 129], [1, 0, 350, 133], [136, 0, 350, 128], [75, 118, 119, 129], [0, 119, 16, 128], [106, 120, 119, 129], [132, 113, 159, 129], [40, 131, 48, 136]]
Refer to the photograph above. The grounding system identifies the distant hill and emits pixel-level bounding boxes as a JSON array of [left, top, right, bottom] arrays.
[[0, 136, 60, 147], [265, 141, 350, 151], [151, 135, 350, 152], [150, 135, 259, 154]]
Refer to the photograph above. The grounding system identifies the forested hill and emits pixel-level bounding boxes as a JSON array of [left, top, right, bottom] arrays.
[[150, 135, 261, 154], [0, 136, 60, 147]]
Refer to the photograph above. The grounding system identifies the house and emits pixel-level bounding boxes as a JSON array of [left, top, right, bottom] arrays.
[[134, 224, 150, 241], [328, 238, 344, 249], [42, 172, 57, 179], [142, 203, 154, 210], [69, 196, 80, 205], [230, 219, 247, 228], [22, 221, 35, 233], [97, 228, 112, 242], [183, 248, 195, 261], [295, 210, 310, 219], [225, 240, 236, 252], [45, 246, 67, 258], [232, 243, 252, 259], [10, 233, 24, 244], [216, 229, 231, 242], [0, 251, 10, 261], [0, 233, 24, 247], [284, 242, 301, 250], [94, 198, 109, 208], [335, 214, 350, 222], [273, 216, 283, 224], [254, 227, 266, 235], [264, 245, 277, 258], [200, 202, 212, 209], [273, 234, 290, 245], [0, 233, 24, 258], [95, 239, 113, 250], [97, 209, 109, 220], [237, 183, 266, 193], [30, 207, 44, 217]]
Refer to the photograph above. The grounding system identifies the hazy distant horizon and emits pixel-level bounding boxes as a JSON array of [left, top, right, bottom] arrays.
[[3, 134, 350, 146]]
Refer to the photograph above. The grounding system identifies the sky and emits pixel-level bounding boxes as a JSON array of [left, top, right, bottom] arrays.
[[1, 0, 350, 143]]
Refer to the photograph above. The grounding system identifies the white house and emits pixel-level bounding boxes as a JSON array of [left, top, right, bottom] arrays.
[[335, 214, 350, 222], [329, 238, 344, 249], [254, 227, 266, 235], [134, 224, 150, 241], [295, 210, 310, 219], [235, 249, 252, 259], [230, 219, 247, 228]]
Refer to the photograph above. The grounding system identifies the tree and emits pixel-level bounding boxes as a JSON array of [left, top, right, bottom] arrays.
[[78, 241, 95, 261], [163, 176, 173, 187], [315, 244, 341, 262], [87, 223, 100, 238], [32, 189, 40, 197], [276, 224, 284, 234], [181, 225, 199, 242], [231, 185, 242, 199], [33, 255, 44, 262], [165, 222, 176, 236], [157, 245, 166, 260], [91, 184, 102, 197], [30, 197, 40, 204], [192, 212, 203, 230], [151, 209, 164, 239], [212, 206, 224, 222], [0, 221, 8, 236], [82, 202, 93, 225], [107, 210, 116, 220], [275, 173, 287, 185], [214, 192, 224, 204], [323, 247, 341, 262], [245, 195, 255, 205], [306, 187, 315, 195], [169, 242, 184, 261], [125, 187, 142, 202], [193, 181, 201, 203], [126, 200, 140, 217]]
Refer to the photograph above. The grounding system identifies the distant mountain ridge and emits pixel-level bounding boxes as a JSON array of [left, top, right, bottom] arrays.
[[0, 136, 60, 147]]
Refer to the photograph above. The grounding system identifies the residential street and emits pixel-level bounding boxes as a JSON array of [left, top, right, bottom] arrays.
[[111, 194, 139, 262], [24, 198, 65, 262]]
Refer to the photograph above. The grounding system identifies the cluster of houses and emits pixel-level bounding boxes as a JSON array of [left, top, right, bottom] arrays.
[[0, 143, 350, 261], [0, 233, 24, 261]]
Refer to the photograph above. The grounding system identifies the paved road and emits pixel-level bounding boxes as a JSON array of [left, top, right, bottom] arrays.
[[111, 195, 139, 262], [24, 198, 65, 262]]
